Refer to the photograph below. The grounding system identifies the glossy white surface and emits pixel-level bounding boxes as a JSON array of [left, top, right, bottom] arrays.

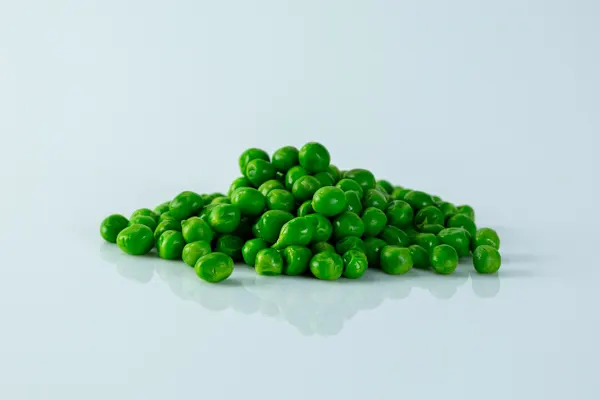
[[1, 1, 599, 399]]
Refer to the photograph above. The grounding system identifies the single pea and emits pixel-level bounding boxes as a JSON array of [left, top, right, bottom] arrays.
[[292, 175, 322, 202], [377, 180, 393, 195], [258, 179, 284, 197], [386, 200, 414, 228], [409, 245, 430, 269], [333, 211, 365, 239], [239, 148, 270, 175], [272, 145, 299, 173], [202, 193, 225, 204], [336, 236, 366, 254], [299, 142, 330, 174], [255, 248, 284, 276], [129, 215, 158, 232], [336, 178, 364, 199], [328, 165, 341, 182], [241, 238, 268, 266], [446, 213, 477, 238], [432, 195, 442, 202], [310, 251, 343, 280], [266, 189, 296, 213], [284, 165, 308, 191], [418, 224, 445, 235], [404, 190, 435, 211], [414, 205, 445, 226], [169, 191, 204, 220], [297, 200, 315, 217], [210, 196, 231, 205], [215, 234, 244, 261], [342, 250, 368, 279], [100, 214, 129, 243], [233, 215, 255, 240], [304, 213, 333, 242], [154, 219, 182, 243], [362, 207, 388, 237], [131, 208, 158, 222], [282, 245, 312, 276], [195, 252, 234, 283], [438, 201, 458, 220], [456, 205, 476, 222], [344, 190, 363, 215], [312, 186, 347, 217], [272, 217, 314, 249], [343, 169, 376, 192], [208, 204, 241, 234], [363, 237, 387, 268], [363, 189, 388, 211], [157, 230, 186, 260], [159, 211, 177, 222], [228, 176, 252, 196], [438, 227, 471, 257], [380, 246, 413, 275], [473, 245, 502, 274], [245, 159, 277, 187], [375, 184, 392, 200], [311, 241, 336, 254], [153, 202, 171, 217], [230, 187, 266, 216], [253, 210, 294, 243], [117, 224, 154, 256], [430, 244, 458, 275], [198, 204, 217, 224], [414, 233, 440, 254], [391, 187, 411, 201], [313, 171, 335, 187], [474, 228, 500, 250], [182, 241, 212, 267], [379, 225, 411, 247]]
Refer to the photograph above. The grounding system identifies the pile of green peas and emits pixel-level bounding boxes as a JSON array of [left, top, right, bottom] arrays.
[[100, 142, 501, 283]]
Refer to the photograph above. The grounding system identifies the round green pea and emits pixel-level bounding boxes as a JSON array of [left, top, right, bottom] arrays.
[[456, 205, 476, 221], [182, 241, 212, 267], [131, 208, 158, 222], [241, 238, 268, 266], [414, 205, 445, 226], [409, 245, 430, 269], [386, 200, 414, 228], [272, 217, 314, 249], [377, 180, 393, 194], [363, 189, 388, 211], [361, 207, 388, 237], [343, 169, 376, 192], [430, 244, 458, 275], [432, 195, 442, 203], [391, 187, 411, 201], [253, 210, 294, 243], [169, 191, 204, 221], [474, 228, 500, 250], [229, 176, 252, 196], [195, 252, 234, 283], [255, 248, 284, 276], [336, 178, 364, 199], [327, 165, 341, 182], [284, 165, 308, 191], [299, 142, 330, 174], [272, 145, 299, 173], [438, 201, 458, 220], [181, 217, 214, 243], [342, 250, 368, 279], [446, 213, 477, 238], [239, 148, 270, 175], [153, 202, 170, 217], [312, 186, 347, 217], [313, 171, 335, 187], [380, 246, 413, 275], [304, 213, 333, 242], [154, 219, 182, 243], [419, 224, 445, 235], [414, 233, 440, 254], [438, 227, 471, 257], [363, 237, 387, 268], [230, 187, 265, 216], [198, 204, 217, 224], [473, 245, 501, 274], [116, 224, 154, 256], [344, 190, 363, 215], [159, 211, 177, 223], [297, 200, 315, 217], [202, 193, 225, 204], [208, 204, 241, 234], [310, 251, 343, 280], [311, 241, 336, 254], [404, 190, 435, 211], [282, 246, 312, 276], [333, 211, 364, 239], [210, 196, 230, 205], [258, 179, 284, 197], [157, 230, 186, 260], [100, 214, 129, 243], [266, 189, 296, 213], [336, 236, 366, 254], [215, 234, 244, 261], [379, 225, 410, 247], [245, 159, 277, 187], [292, 175, 322, 202], [129, 214, 158, 232]]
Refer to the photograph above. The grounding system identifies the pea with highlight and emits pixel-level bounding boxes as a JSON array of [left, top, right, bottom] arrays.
[[299, 142, 331, 174], [272, 145, 299, 173]]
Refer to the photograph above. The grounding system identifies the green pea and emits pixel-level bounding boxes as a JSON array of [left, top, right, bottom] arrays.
[[255, 248, 284, 276], [198, 204, 217, 224], [297, 200, 315, 217], [311, 241, 336, 254], [258, 179, 284, 197], [299, 142, 330, 174], [312, 186, 347, 217], [363, 189, 388, 210], [404, 190, 435, 211], [245, 159, 277, 187], [375, 184, 392, 200], [363, 237, 387, 268], [377, 180, 393, 194], [131, 208, 158, 222], [304, 213, 333, 242], [100, 214, 129, 243], [154, 219, 182, 243], [159, 211, 177, 223], [333, 211, 364, 239], [195, 252, 234, 283], [380, 246, 413, 275], [182, 241, 212, 267], [229, 176, 252, 196], [208, 204, 241, 234], [129, 215, 158, 232], [473, 245, 501, 274], [391, 187, 411, 200], [430, 244, 458, 275], [342, 250, 368, 279], [253, 210, 294, 243], [202, 193, 225, 204], [327, 165, 341, 182], [336, 178, 364, 199], [282, 246, 312, 276], [266, 189, 296, 213], [153, 202, 170, 217], [361, 207, 388, 237], [169, 191, 204, 220], [344, 190, 363, 215], [292, 175, 322, 202], [438, 201, 458, 220], [438, 227, 471, 257], [418, 224, 445, 234], [379, 225, 410, 247], [272, 217, 314, 249], [241, 238, 268, 266], [456, 205, 476, 221], [157, 230, 186, 260], [117, 224, 154, 256], [239, 148, 270, 175], [336, 236, 366, 254], [284, 165, 308, 191], [343, 169, 376, 192], [432, 195, 442, 203], [230, 187, 265, 216], [272, 145, 299, 173], [474, 228, 500, 250], [215, 234, 244, 261], [409, 245, 430, 269], [310, 251, 343, 280], [414, 205, 444, 226], [313, 171, 335, 187], [446, 214, 477, 238], [210, 196, 231, 205], [414, 233, 440, 254], [386, 200, 414, 228]]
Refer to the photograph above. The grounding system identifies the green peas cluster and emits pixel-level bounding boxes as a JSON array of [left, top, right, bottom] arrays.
[[100, 142, 502, 283]]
